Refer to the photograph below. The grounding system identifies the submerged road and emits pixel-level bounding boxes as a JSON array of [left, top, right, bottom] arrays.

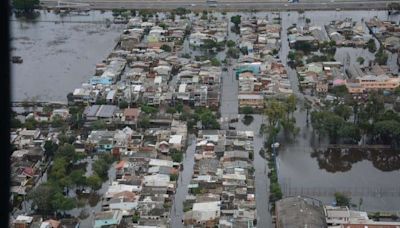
[[40, 0, 395, 10], [220, 66, 272, 227], [169, 136, 196, 228]]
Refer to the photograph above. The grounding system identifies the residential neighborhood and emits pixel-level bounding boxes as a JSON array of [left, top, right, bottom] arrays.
[[9, 4, 400, 228]]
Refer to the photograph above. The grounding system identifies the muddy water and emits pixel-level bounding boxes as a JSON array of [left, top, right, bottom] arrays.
[[11, 10, 399, 102], [11, 10, 123, 102], [277, 10, 400, 211], [275, 107, 400, 210], [12, 9, 400, 212]]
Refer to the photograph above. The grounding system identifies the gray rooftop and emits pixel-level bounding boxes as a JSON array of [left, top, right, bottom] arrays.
[[97, 105, 118, 118], [276, 196, 327, 228]]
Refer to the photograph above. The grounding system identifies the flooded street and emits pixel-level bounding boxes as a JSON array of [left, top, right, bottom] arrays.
[[67, 159, 116, 227], [170, 136, 196, 228], [11, 11, 123, 102], [278, 10, 400, 211], [11, 9, 400, 223], [220, 66, 272, 227]]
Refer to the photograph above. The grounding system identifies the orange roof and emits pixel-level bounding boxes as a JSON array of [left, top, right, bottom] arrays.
[[124, 108, 140, 117]]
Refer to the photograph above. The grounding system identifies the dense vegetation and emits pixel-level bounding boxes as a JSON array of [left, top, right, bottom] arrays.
[[311, 92, 400, 149], [28, 143, 114, 214]]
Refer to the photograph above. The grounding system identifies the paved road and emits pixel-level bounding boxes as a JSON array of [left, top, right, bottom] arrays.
[[41, 0, 396, 10]]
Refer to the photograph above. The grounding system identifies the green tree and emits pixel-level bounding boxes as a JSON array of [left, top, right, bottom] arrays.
[[176, 102, 184, 113], [210, 58, 221, 66], [227, 47, 240, 59], [281, 116, 300, 138], [264, 99, 285, 132], [338, 123, 361, 144], [95, 98, 107, 105], [357, 56, 365, 65], [303, 99, 312, 124], [51, 115, 65, 128], [330, 85, 348, 97], [12, 0, 39, 12], [70, 169, 87, 188], [288, 51, 296, 61], [170, 173, 178, 181], [195, 108, 220, 129], [132, 213, 140, 223], [311, 111, 326, 140], [69, 106, 84, 129], [119, 100, 129, 109], [379, 110, 400, 122], [55, 143, 76, 161], [294, 42, 315, 54], [42, 106, 53, 115], [91, 120, 107, 130], [365, 92, 384, 122], [226, 40, 236, 48], [139, 116, 151, 129], [166, 107, 177, 114], [230, 15, 241, 27], [242, 106, 254, 115], [93, 159, 109, 181], [140, 104, 157, 114], [269, 182, 283, 202], [160, 44, 172, 52], [49, 158, 68, 182], [172, 7, 190, 16], [366, 39, 376, 53], [285, 95, 297, 120], [44, 140, 58, 158], [375, 47, 388, 65], [24, 117, 38, 130], [311, 111, 346, 143], [323, 112, 345, 143], [28, 183, 55, 214], [11, 117, 22, 129], [169, 150, 182, 163], [335, 192, 351, 206], [87, 174, 102, 191], [372, 120, 400, 147], [51, 191, 75, 213], [334, 104, 352, 121]]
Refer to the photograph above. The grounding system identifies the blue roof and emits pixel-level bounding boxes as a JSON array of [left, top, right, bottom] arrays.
[[89, 76, 112, 85]]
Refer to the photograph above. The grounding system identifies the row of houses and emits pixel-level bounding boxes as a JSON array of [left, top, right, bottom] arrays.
[[237, 16, 293, 110], [10, 129, 47, 201], [288, 22, 329, 49], [71, 16, 224, 112], [296, 61, 345, 94], [325, 18, 373, 47], [189, 17, 228, 47], [89, 13, 228, 227], [10, 106, 76, 210], [183, 130, 256, 227], [89, 118, 188, 227], [366, 17, 400, 52]]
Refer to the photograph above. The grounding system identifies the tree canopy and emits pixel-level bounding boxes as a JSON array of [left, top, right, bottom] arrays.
[[13, 0, 39, 12]]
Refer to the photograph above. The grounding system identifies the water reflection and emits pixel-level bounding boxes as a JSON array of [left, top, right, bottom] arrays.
[[312, 147, 400, 173]]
